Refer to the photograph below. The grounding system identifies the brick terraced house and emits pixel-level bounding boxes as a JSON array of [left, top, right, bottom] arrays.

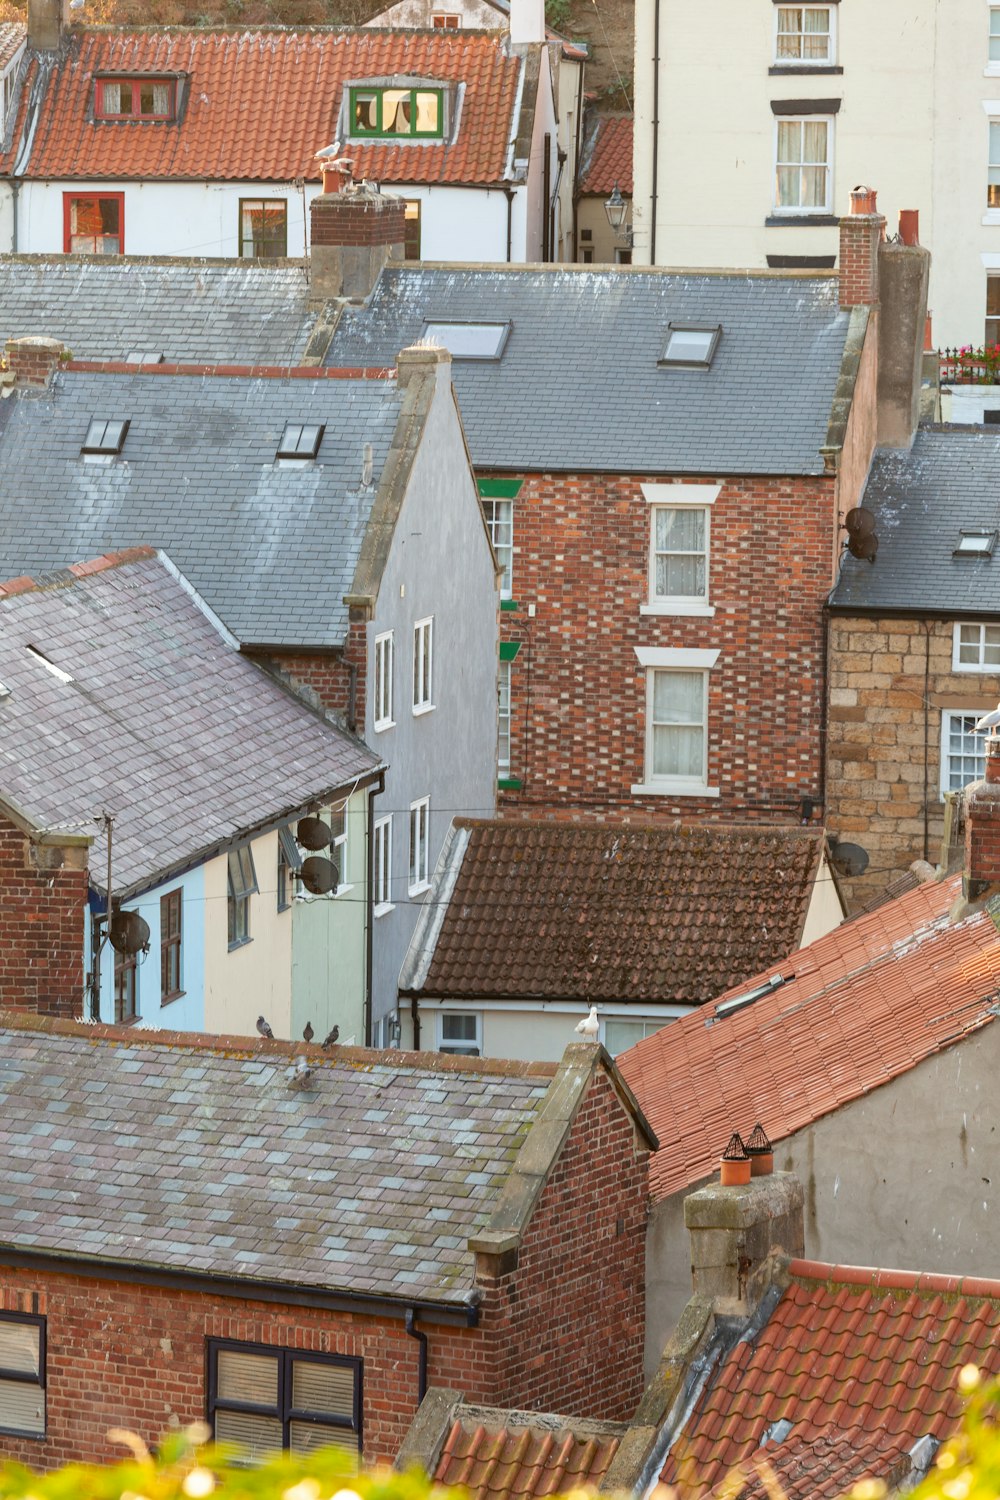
[[0, 1019, 654, 1470], [326, 193, 930, 825]]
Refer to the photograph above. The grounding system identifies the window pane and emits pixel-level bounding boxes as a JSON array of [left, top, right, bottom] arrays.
[[777, 119, 802, 164], [664, 328, 714, 362], [291, 1360, 355, 1419], [498, 660, 511, 769], [415, 91, 439, 133], [0, 1376, 44, 1435], [0, 1323, 38, 1376], [985, 626, 1000, 664], [217, 1350, 278, 1406], [802, 120, 828, 162], [442, 1013, 477, 1040], [653, 724, 703, 778], [653, 671, 703, 724], [214, 1410, 283, 1461], [656, 508, 704, 552], [118, 82, 134, 113], [289, 1421, 359, 1458], [423, 322, 507, 358], [102, 81, 122, 113], [353, 91, 377, 130], [383, 89, 411, 133], [152, 82, 170, 113]]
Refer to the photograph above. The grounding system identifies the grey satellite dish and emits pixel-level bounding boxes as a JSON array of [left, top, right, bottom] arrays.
[[300, 856, 339, 895], [845, 507, 879, 564], [109, 909, 151, 955], [297, 816, 332, 851], [830, 842, 869, 878]]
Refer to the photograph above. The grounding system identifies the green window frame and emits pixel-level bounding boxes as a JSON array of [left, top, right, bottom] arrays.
[[349, 87, 445, 139]]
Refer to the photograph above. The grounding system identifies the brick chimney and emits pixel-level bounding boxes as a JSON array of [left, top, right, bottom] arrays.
[[309, 177, 405, 303], [27, 0, 68, 50], [963, 736, 1000, 902], [4, 336, 66, 389], [684, 1169, 804, 1317], [839, 184, 886, 310]]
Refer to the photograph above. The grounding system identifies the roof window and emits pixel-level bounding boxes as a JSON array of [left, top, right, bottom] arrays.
[[659, 323, 722, 368], [125, 351, 163, 365], [276, 423, 324, 461], [25, 644, 73, 684], [82, 418, 129, 455], [954, 529, 997, 557], [95, 77, 177, 121], [349, 86, 445, 140], [422, 320, 511, 360]]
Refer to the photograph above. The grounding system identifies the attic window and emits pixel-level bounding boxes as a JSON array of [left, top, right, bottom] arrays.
[[422, 321, 511, 360], [954, 529, 998, 557], [350, 86, 444, 139], [82, 418, 129, 455], [277, 422, 324, 460], [125, 351, 163, 365], [659, 324, 722, 368], [25, 644, 74, 684], [95, 78, 177, 121]]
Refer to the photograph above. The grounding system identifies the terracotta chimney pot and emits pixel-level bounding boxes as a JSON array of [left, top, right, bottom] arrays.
[[720, 1131, 751, 1187]]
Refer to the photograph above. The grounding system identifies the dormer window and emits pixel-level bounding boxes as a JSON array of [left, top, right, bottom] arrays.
[[82, 418, 129, 455], [95, 77, 177, 121], [349, 87, 444, 139], [659, 324, 722, 368]]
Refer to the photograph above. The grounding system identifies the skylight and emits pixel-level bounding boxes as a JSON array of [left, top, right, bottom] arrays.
[[659, 323, 722, 368], [82, 418, 129, 455], [954, 529, 997, 558], [422, 321, 511, 360], [277, 422, 324, 461], [125, 351, 164, 365], [25, 644, 73, 684]]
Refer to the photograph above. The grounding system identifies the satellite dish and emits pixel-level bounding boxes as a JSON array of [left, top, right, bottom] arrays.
[[109, 909, 151, 955], [300, 856, 339, 895], [845, 507, 879, 564], [848, 532, 879, 563], [830, 841, 869, 878], [297, 816, 332, 851]]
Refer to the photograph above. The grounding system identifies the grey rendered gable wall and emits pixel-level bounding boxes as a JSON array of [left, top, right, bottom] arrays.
[[365, 354, 498, 1031]]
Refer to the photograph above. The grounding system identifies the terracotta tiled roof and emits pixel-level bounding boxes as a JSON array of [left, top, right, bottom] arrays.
[[434, 1408, 625, 1498], [661, 1257, 1000, 1498], [577, 112, 632, 196], [731, 1429, 913, 1500], [400, 819, 826, 1006], [5, 27, 521, 184], [617, 874, 1000, 1201], [0, 22, 25, 71]]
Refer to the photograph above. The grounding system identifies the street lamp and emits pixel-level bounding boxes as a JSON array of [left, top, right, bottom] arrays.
[[604, 181, 629, 236]]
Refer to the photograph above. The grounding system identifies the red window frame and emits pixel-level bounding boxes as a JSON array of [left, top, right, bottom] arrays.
[[63, 193, 125, 254], [94, 77, 176, 121]]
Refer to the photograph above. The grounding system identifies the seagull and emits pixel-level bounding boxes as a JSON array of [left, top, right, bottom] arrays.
[[303, 1021, 314, 1043], [975, 703, 1000, 733], [322, 1025, 340, 1048], [256, 1015, 274, 1040], [575, 1005, 600, 1041], [315, 140, 342, 160], [286, 1056, 314, 1090]]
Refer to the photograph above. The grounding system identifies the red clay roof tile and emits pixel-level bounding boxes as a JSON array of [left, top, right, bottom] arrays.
[[577, 112, 631, 196], [0, 22, 24, 71], [617, 874, 999, 1201], [5, 27, 521, 184], [435, 1412, 624, 1499]]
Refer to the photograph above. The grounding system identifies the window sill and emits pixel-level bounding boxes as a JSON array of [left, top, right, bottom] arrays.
[[408, 881, 431, 897], [500, 599, 519, 612], [277, 900, 290, 913], [768, 63, 842, 74], [630, 782, 721, 798], [160, 990, 186, 1006], [374, 901, 395, 918], [412, 702, 436, 717], [986, 65, 1000, 77], [334, 882, 356, 898], [640, 602, 716, 617], [228, 936, 252, 952], [765, 214, 839, 227], [498, 775, 522, 790], [373, 719, 396, 733], [983, 212, 1000, 226]]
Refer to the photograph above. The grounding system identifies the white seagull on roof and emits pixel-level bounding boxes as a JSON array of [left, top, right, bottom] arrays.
[[975, 703, 1000, 733], [575, 1005, 600, 1041]]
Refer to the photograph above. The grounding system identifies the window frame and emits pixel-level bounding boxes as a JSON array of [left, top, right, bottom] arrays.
[[373, 814, 393, 915], [412, 617, 434, 714], [82, 418, 129, 456], [160, 888, 183, 1003], [773, 5, 836, 66], [206, 1338, 362, 1460], [772, 114, 833, 215], [438, 1011, 482, 1056], [658, 323, 722, 368], [990, 6, 1000, 70], [421, 320, 511, 360], [63, 192, 125, 254], [431, 12, 461, 25], [498, 657, 512, 772], [94, 75, 177, 120], [952, 621, 1000, 672], [645, 667, 710, 792], [349, 85, 445, 140], [940, 708, 990, 797], [275, 422, 324, 462], [114, 943, 139, 1024], [277, 827, 302, 912], [373, 632, 394, 731], [239, 197, 289, 260], [228, 844, 258, 950], [329, 800, 350, 894], [408, 796, 430, 895], [404, 199, 422, 259], [0, 1312, 46, 1441], [648, 503, 711, 611]]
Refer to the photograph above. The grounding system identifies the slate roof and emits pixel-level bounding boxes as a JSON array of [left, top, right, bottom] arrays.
[[577, 113, 632, 196], [0, 1016, 553, 1303], [0, 366, 402, 650], [325, 266, 851, 474], [661, 1258, 1000, 1498], [616, 873, 1000, 1201], [0, 258, 315, 365], [399, 819, 826, 1006], [0, 550, 381, 894], [830, 426, 1000, 615], [434, 1406, 625, 1498], [2, 28, 522, 186]]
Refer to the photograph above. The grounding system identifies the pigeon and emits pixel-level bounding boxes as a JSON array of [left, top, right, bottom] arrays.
[[322, 1025, 340, 1048], [303, 1021, 314, 1044], [256, 1015, 274, 1040], [286, 1056, 314, 1090], [575, 1005, 600, 1041]]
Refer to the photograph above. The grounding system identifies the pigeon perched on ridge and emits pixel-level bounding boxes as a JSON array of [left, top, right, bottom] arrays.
[[303, 1021, 314, 1043], [256, 1015, 274, 1040], [575, 1005, 600, 1041], [286, 1056, 314, 1090], [322, 1025, 340, 1048]]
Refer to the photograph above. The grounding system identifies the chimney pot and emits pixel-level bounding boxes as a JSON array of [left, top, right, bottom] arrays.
[[898, 209, 920, 247], [745, 1122, 774, 1176], [850, 184, 878, 216], [719, 1131, 751, 1186]]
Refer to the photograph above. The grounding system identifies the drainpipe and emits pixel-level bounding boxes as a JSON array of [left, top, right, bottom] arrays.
[[364, 783, 377, 1047], [410, 993, 421, 1051], [542, 131, 551, 261], [650, 0, 660, 262], [504, 185, 514, 263], [405, 1307, 428, 1404]]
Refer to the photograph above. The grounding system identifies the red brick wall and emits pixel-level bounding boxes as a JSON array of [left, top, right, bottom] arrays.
[[0, 811, 87, 1015], [498, 471, 838, 822], [0, 1070, 648, 1467], [262, 615, 369, 729]]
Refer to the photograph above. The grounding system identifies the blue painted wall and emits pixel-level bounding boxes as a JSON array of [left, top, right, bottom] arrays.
[[96, 864, 206, 1029]]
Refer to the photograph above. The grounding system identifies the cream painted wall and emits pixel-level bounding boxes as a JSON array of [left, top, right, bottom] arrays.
[[411, 1001, 691, 1061], [203, 832, 293, 1039], [798, 850, 844, 949], [577, 195, 632, 264], [632, 0, 1000, 346]]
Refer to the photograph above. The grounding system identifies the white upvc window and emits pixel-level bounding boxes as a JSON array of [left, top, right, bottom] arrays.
[[990, 7, 1000, 68], [373, 814, 393, 914], [632, 647, 720, 798], [953, 622, 1000, 671], [498, 659, 512, 771], [438, 1011, 482, 1056], [408, 796, 430, 894], [774, 6, 835, 65], [412, 617, 434, 713], [774, 116, 833, 214], [482, 497, 514, 599], [650, 506, 709, 608], [329, 798, 350, 892], [373, 632, 394, 731], [940, 710, 988, 794]]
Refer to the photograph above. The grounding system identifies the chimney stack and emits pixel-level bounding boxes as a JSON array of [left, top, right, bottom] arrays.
[[509, 0, 545, 45], [309, 175, 405, 303], [27, 0, 68, 50], [839, 184, 886, 310], [685, 1164, 804, 1317], [4, 336, 66, 388], [963, 736, 1000, 901]]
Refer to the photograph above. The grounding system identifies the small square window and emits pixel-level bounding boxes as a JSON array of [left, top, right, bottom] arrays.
[[955, 530, 997, 557], [0, 1314, 45, 1439], [82, 418, 129, 454], [422, 321, 511, 360], [774, 6, 835, 65], [432, 12, 461, 25], [240, 198, 288, 259], [440, 1012, 481, 1056], [95, 77, 176, 120], [659, 325, 721, 367], [276, 423, 324, 460], [350, 86, 444, 140], [65, 193, 123, 253], [954, 622, 1000, 671]]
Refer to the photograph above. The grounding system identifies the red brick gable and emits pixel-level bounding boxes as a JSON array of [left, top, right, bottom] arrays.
[[0, 810, 88, 1016]]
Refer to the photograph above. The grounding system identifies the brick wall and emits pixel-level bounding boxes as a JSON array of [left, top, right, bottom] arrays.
[[0, 810, 87, 1014], [257, 616, 368, 730], [0, 1067, 648, 1467], [826, 614, 1000, 908], [498, 471, 838, 822]]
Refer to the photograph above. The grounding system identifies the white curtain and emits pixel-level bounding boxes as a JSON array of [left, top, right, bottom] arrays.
[[655, 508, 705, 597], [652, 671, 704, 779]]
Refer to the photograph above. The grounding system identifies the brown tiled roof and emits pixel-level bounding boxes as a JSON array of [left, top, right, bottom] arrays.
[[434, 1406, 625, 1498], [0, 22, 24, 71], [402, 819, 825, 1006], [577, 112, 632, 196], [617, 874, 1000, 1201], [4, 28, 521, 184], [731, 1430, 913, 1500], [662, 1257, 1000, 1498]]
